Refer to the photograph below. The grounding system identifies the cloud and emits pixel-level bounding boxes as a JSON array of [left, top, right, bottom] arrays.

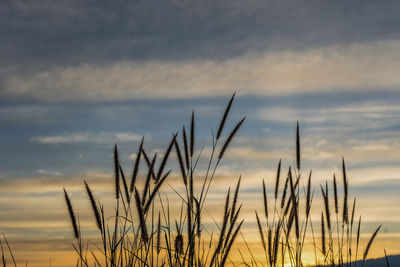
[[256, 100, 400, 140], [2, 0, 400, 68], [114, 132, 142, 142], [211, 139, 400, 167], [0, 171, 111, 193], [3, 39, 400, 101], [0, 105, 59, 123], [36, 169, 61, 176], [2, 2, 400, 265], [31, 133, 87, 144], [31, 132, 142, 144]]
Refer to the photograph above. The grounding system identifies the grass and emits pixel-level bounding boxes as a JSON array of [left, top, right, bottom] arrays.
[[0, 94, 385, 267]]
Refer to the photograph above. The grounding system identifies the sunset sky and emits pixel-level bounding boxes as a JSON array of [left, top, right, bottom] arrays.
[[1, 1, 400, 266]]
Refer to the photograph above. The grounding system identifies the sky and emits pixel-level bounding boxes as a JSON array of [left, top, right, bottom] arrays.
[[1, 0, 400, 266]]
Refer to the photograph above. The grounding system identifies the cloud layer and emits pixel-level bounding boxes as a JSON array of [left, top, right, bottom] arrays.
[[3, 40, 400, 101], [31, 132, 142, 143], [1, 1, 400, 265]]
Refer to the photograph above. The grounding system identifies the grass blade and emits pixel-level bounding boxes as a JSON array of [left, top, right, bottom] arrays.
[[134, 187, 148, 243], [274, 159, 281, 200], [130, 137, 143, 193], [262, 179, 268, 220], [83, 181, 102, 233], [218, 117, 245, 159], [156, 134, 177, 181], [114, 144, 120, 200], [362, 225, 381, 265], [174, 137, 187, 186], [296, 121, 300, 171], [216, 93, 235, 140], [190, 111, 195, 157], [63, 188, 79, 239], [182, 126, 190, 171]]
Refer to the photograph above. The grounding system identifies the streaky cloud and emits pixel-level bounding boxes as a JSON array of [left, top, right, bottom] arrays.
[[3, 40, 400, 101], [31, 132, 142, 144]]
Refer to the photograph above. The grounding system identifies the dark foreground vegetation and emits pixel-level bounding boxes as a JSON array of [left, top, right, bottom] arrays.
[[1, 94, 386, 267]]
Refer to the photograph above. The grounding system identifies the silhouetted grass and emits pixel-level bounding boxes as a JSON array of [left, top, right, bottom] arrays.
[[60, 95, 383, 267], [0, 94, 386, 267]]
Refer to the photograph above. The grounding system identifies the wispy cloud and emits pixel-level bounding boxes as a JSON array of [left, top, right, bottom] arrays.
[[1, 2, 400, 265], [37, 169, 61, 176], [257, 101, 400, 124], [0, 105, 58, 123], [3, 40, 400, 101], [30, 132, 142, 144]]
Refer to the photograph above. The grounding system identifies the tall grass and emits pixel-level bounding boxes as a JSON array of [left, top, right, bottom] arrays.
[[58, 95, 384, 267], [0, 95, 385, 267], [254, 125, 383, 267], [60, 94, 245, 267]]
